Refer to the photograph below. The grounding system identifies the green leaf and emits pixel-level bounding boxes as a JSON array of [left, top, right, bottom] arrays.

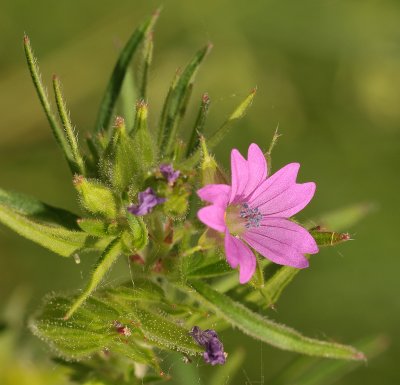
[[94, 10, 160, 133], [186, 93, 210, 157], [74, 176, 117, 219], [23, 35, 76, 174], [269, 335, 388, 385], [119, 66, 137, 130], [53, 75, 86, 175], [188, 280, 365, 360], [77, 218, 118, 237], [187, 259, 232, 278], [64, 237, 122, 319], [0, 188, 88, 257], [183, 89, 256, 167], [158, 44, 212, 156], [129, 307, 203, 356], [137, 32, 154, 101], [30, 294, 159, 370]]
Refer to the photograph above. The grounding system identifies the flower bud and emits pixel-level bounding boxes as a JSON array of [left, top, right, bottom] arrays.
[[199, 136, 228, 185], [73, 175, 117, 219]]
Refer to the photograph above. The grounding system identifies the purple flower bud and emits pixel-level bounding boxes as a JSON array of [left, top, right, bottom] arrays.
[[127, 188, 166, 216], [160, 164, 180, 185], [190, 326, 226, 365]]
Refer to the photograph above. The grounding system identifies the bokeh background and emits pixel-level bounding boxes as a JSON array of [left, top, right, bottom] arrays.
[[0, 0, 399, 384]]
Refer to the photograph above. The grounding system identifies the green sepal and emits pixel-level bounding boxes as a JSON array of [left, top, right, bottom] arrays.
[[122, 214, 149, 252], [163, 188, 189, 217], [74, 176, 117, 219], [132, 101, 156, 170], [0, 188, 89, 257], [310, 229, 351, 246], [188, 280, 365, 361], [158, 44, 212, 156], [77, 218, 119, 237], [94, 9, 160, 133], [105, 117, 142, 193], [199, 136, 228, 185]]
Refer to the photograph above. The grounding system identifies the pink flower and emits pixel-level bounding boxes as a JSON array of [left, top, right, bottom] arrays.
[[197, 143, 319, 284]]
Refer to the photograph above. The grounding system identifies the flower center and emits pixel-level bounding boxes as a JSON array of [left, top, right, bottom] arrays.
[[225, 203, 263, 235], [240, 203, 263, 229]]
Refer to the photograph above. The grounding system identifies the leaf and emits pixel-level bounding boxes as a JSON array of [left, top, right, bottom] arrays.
[[23, 35, 75, 174], [0, 188, 88, 257], [64, 237, 122, 319], [269, 335, 388, 385], [137, 32, 154, 101], [129, 307, 203, 356], [53, 75, 86, 175], [158, 44, 212, 156], [187, 259, 232, 278], [94, 10, 160, 133], [188, 280, 365, 360], [183, 89, 256, 167], [30, 294, 159, 370]]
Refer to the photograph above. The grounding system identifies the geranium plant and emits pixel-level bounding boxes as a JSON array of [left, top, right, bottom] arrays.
[[0, 9, 370, 385]]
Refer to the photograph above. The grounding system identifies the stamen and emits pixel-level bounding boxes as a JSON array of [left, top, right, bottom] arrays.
[[240, 203, 263, 228]]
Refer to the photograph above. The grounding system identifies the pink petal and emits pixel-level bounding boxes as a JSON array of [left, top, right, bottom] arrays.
[[197, 184, 231, 207], [248, 163, 300, 208], [257, 182, 316, 218], [197, 205, 226, 233], [242, 143, 268, 197], [252, 217, 318, 254], [224, 230, 256, 283], [242, 228, 311, 268], [229, 149, 249, 204]]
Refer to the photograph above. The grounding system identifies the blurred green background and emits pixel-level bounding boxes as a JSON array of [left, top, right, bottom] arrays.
[[0, 0, 399, 384]]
